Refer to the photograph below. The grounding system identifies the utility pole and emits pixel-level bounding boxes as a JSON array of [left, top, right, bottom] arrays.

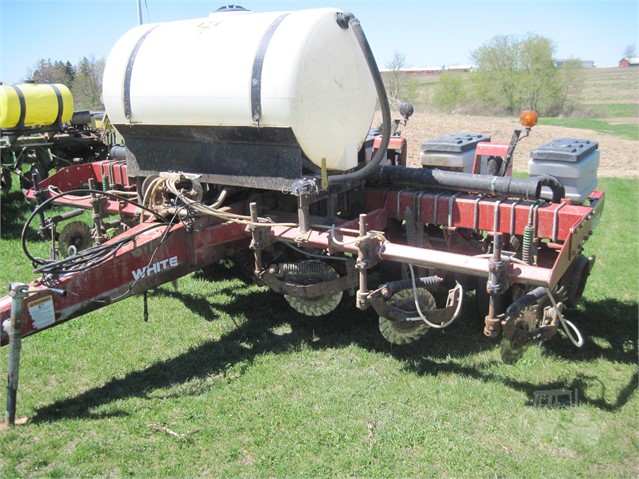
[[137, 0, 143, 25]]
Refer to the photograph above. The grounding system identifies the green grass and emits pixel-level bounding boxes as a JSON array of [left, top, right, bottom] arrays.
[[584, 103, 639, 118], [539, 117, 639, 141], [0, 177, 637, 478]]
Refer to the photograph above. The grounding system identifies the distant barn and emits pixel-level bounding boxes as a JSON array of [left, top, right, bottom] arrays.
[[554, 59, 595, 68], [619, 57, 639, 68], [379, 65, 473, 76], [444, 65, 473, 73]]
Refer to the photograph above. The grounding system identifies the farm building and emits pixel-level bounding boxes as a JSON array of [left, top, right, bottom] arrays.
[[378, 65, 474, 75], [444, 64, 473, 72], [379, 67, 442, 75], [619, 57, 639, 67], [554, 59, 595, 68]]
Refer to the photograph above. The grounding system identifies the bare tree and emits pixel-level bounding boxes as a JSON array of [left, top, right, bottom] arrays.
[[385, 50, 406, 101]]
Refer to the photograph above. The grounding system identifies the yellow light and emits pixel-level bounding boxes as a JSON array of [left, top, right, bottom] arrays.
[[519, 110, 538, 128]]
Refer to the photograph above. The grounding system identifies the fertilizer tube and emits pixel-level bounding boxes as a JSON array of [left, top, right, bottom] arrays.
[[327, 13, 391, 186], [371, 166, 565, 202]]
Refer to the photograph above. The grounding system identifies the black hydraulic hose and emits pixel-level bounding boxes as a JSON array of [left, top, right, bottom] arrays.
[[327, 12, 391, 186], [505, 286, 547, 319], [371, 166, 566, 202], [537, 175, 565, 204], [109, 145, 127, 161], [21, 188, 169, 266]]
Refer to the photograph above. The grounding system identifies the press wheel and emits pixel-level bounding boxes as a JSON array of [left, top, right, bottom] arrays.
[[379, 288, 436, 345], [283, 261, 343, 317]]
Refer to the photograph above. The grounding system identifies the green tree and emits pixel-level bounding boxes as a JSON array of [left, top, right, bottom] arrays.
[[72, 56, 105, 110], [24, 57, 105, 110], [470, 33, 580, 116], [519, 35, 557, 113], [433, 71, 467, 112], [471, 35, 521, 114], [552, 58, 585, 115], [27, 59, 75, 85]]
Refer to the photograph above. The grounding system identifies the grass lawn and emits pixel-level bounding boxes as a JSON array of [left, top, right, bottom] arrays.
[[539, 117, 639, 141], [0, 176, 637, 478]]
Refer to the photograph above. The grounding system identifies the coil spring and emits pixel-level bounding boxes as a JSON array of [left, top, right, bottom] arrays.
[[383, 275, 442, 297], [279, 261, 329, 275], [404, 207, 418, 247], [522, 224, 535, 265]]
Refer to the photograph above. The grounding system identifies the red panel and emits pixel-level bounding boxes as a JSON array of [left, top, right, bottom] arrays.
[[25, 161, 137, 217], [364, 188, 599, 242], [373, 136, 405, 150], [0, 218, 250, 346]]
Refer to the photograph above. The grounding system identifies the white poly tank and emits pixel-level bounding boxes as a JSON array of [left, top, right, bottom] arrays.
[[102, 7, 377, 172]]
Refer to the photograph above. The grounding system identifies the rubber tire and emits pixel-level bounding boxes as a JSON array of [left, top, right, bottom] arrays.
[[559, 254, 591, 308]]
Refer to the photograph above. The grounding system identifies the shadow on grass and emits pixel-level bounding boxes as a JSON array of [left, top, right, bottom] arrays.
[[396, 297, 638, 411], [29, 263, 638, 423], [1, 190, 33, 239]]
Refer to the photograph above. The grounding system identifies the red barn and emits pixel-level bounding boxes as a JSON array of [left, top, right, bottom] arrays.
[[619, 57, 639, 67]]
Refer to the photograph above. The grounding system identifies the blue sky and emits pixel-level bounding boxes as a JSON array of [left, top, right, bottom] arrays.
[[1, 0, 637, 84]]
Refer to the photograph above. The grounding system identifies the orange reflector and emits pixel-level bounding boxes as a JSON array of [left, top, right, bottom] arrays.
[[519, 110, 538, 128]]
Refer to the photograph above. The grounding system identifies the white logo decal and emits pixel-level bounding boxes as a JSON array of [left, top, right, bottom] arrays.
[[132, 256, 179, 281]]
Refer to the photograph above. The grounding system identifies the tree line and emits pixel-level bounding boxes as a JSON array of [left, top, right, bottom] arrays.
[[24, 57, 105, 111], [386, 33, 588, 117]]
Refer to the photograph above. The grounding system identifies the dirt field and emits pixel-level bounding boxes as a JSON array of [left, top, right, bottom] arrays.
[[393, 111, 639, 178], [381, 67, 639, 178]]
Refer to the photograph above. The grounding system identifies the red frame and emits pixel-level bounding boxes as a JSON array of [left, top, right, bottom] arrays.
[[1, 159, 604, 347]]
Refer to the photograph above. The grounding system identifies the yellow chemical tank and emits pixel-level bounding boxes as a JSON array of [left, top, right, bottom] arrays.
[[0, 82, 74, 129]]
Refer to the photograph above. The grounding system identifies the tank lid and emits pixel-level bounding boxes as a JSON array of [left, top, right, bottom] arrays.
[[531, 138, 599, 163], [421, 133, 491, 153], [215, 5, 249, 12]]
